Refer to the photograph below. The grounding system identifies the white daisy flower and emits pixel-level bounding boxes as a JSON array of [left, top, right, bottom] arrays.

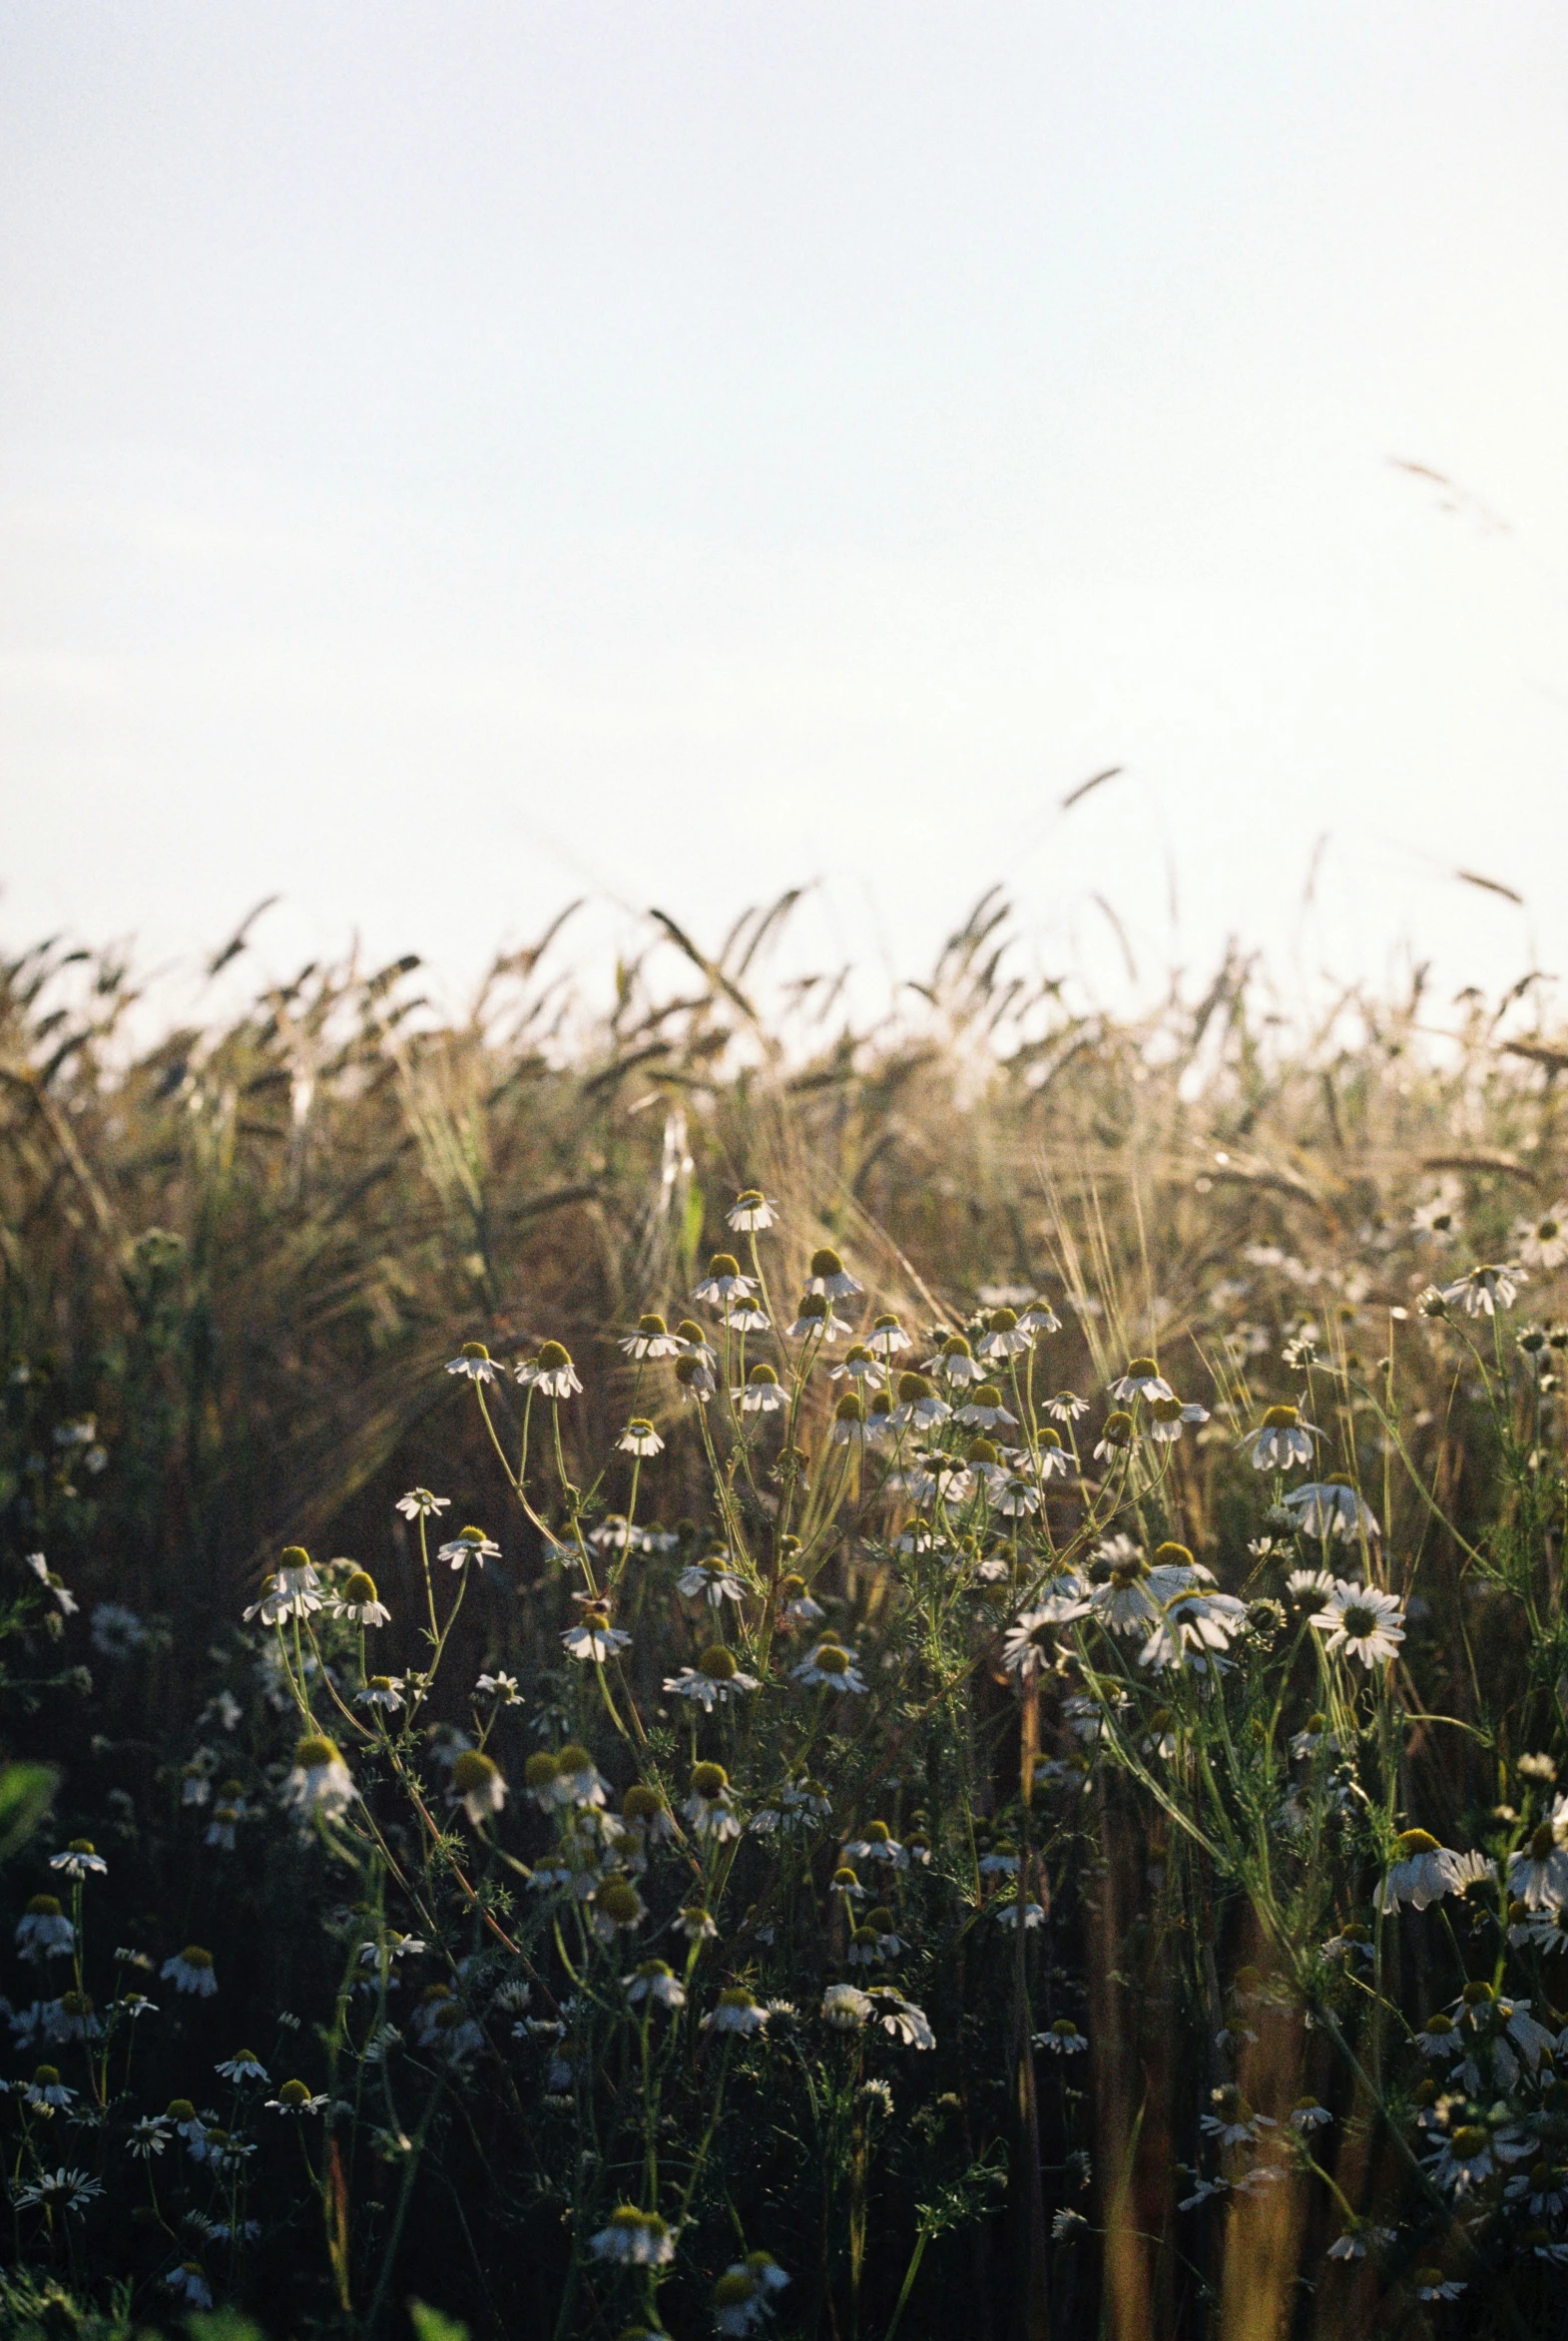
[[1147, 1397, 1210, 1446], [1413, 2270, 1465, 2302], [1411, 1182, 1463, 1239], [887, 1373, 951, 1431], [1109, 1358, 1174, 1405], [164, 2264, 213, 2308], [774, 1575, 824, 1629], [515, 1340, 582, 1400], [726, 1189, 779, 1232], [23, 2062, 76, 2109], [866, 1314, 911, 1357], [1245, 1405, 1320, 1471], [265, 2079, 329, 2114], [589, 2207, 677, 2266], [625, 1960, 686, 2010], [162, 1946, 219, 1997], [1516, 1205, 1568, 1269], [1019, 1300, 1062, 1335], [475, 1670, 522, 1704], [15, 1898, 74, 1963], [831, 1391, 868, 1443], [692, 1252, 760, 1306], [735, 1364, 788, 1413], [822, 1983, 872, 2030], [1035, 2018, 1088, 2055], [664, 1645, 760, 1710], [977, 1308, 1034, 1360], [677, 1560, 749, 1607], [330, 1568, 390, 1626], [561, 1603, 633, 1663], [617, 1418, 665, 1456], [395, 1487, 450, 1519], [48, 1840, 107, 1881], [1046, 1391, 1090, 1423], [926, 1335, 987, 1386], [703, 1987, 769, 2036], [683, 1762, 743, 1841], [1438, 1263, 1526, 1317], [356, 1675, 405, 1711], [1508, 1804, 1568, 1910], [1000, 1586, 1092, 1678], [804, 1246, 862, 1299], [281, 1734, 357, 1822], [445, 1343, 497, 1383], [1283, 1478, 1379, 1541], [831, 1343, 886, 1389], [1376, 1829, 1471, 1912], [675, 1353, 718, 1404], [790, 1641, 867, 1693], [215, 2048, 269, 2084], [1308, 1579, 1406, 1666], [450, 1749, 508, 1826], [786, 1294, 845, 1342], [867, 1990, 935, 2048], [436, 1525, 500, 1569], [955, 1383, 1018, 1430], [620, 1312, 682, 1360]]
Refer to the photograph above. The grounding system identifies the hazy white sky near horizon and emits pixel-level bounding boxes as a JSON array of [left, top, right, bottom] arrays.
[[3, 3, 1568, 1025]]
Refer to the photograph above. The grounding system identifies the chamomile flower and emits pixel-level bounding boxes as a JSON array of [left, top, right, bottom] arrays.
[[786, 1294, 844, 1342], [215, 2048, 269, 2084], [617, 1419, 665, 1456], [704, 1987, 768, 2036], [1376, 1829, 1473, 1912], [621, 1312, 682, 1360], [331, 1569, 390, 1626], [445, 1342, 498, 1383], [357, 1675, 406, 1712], [804, 1246, 861, 1299], [735, 1364, 788, 1414], [1201, 2085, 1275, 2148], [664, 1645, 760, 1710], [1412, 1182, 1463, 1239], [927, 1334, 987, 1387], [831, 1343, 886, 1389], [1283, 1478, 1379, 1541], [1000, 1588, 1092, 1679], [1147, 1397, 1210, 1445], [1413, 2271, 1465, 2302], [683, 1763, 743, 1842], [1092, 1411, 1136, 1461], [1046, 1391, 1090, 1423], [1245, 1406, 1319, 1471], [516, 1341, 583, 1399], [866, 1314, 911, 1358], [1439, 1263, 1526, 1318], [1291, 2098, 1331, 2131], [955, 1383, 1018, 1430], [1110, 1358, 1174, 1405], [867, 1990, 935, 2048], [888, 1373, 950, 1431], [822, 1983, 872, 2030], [436, 1525, 500, 1569], [162, 1947, 219, 1997], [451, 1750, 508, 1825], [561, 1602, 633, 1663], [1308, 1579, 1406, 1667], [841, 1821, 907, 1870], [625, 1960, 686, 2009], [23, 2063, 75, 2109], [15, 1898, 74, 1963], [830, 1391, 868, 1443], [1325, 2221, 1394, 2262], [693, 1253, 760, 1306], [977, 1308, 1033, 1361], [773, 1574, 823, 1630], [395, 1487, 450, 1519], [791, 1641, 867, 1693], [1508, 1804, 1568, 1909], [1516, 1205, 1568, 1270], [266, 2078, 328, 2114], [727, 1189, 779, 1232], [676, 1355, 717, 1404], [674, 1906, 719, 1943], [164, 2263, 213, 2306], [282, 1735, 357, 1822], [1425, 2122, 1498, 2195], [475, 1670, 521, 1704], [589, 2206, 678, 2266], [591, 1877, 647, 1941], [48, 1840, 107, 1881], [1035, 2019, 1088, 2055], [713, 2255, 790, 2333], [127, 2114, 172, 2156]]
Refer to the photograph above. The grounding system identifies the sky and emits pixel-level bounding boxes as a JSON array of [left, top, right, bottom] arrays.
[[3, 2, 1567, 1030]]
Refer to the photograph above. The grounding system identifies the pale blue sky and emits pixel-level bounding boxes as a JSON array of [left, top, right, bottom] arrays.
[[3, 3, 1566, 1021]]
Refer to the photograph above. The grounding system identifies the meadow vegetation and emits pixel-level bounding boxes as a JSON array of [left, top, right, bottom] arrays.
[[4, 891, 1568, 2339]]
